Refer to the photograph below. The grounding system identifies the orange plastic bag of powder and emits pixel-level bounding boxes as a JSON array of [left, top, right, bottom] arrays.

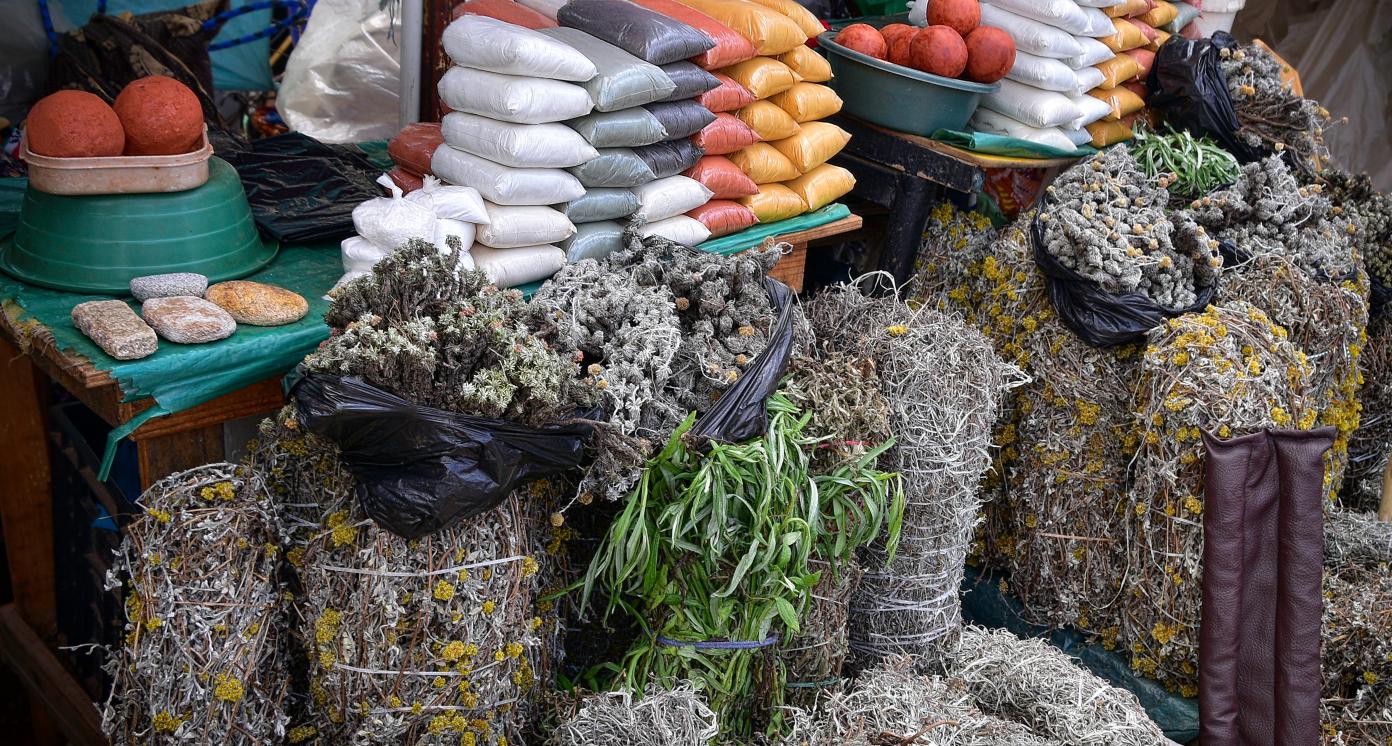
[[719, 57, 801, 99], [692, 113, 762, 155], [769, 82, 842, 122], [1094, 55, 1143, 89], [628, 0, 757, 69], [736, 100, 801, 140], [776, 44, 832, 83], [1087, 119, 1134, 147], [688, 199, 759, 236], [452, 0, 557, 28], [699, 73, 758, 112], [739, 183, 807, 223], [684, 155, 760, 198], [769, 121, 850, 173], [729, 142, 801, 183], [783, 163, 854, 211], [675, 0, 808, 55], [1126, 49, 1155, 81], [388, 166, 425, 193], [1126, 18, 1160, 45], [744, 0, 823, 38], [1145, 27, 1171, 52], [1105, 0, 1154, 18], [389, 122, 443, 176], [1099, 17, 1147, 53], [1088, 85, 1145, 121]]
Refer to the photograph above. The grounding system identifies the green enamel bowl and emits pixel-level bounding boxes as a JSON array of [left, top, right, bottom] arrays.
[[0, 157, 277, 294]]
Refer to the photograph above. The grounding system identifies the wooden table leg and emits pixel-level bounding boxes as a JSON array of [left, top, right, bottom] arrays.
[[135, 424, 227, 492], [0, 334, 56, 640], [879, 175, 939, 291]]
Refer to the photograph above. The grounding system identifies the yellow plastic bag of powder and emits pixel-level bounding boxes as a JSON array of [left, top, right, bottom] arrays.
[[769, 121, 850, 173], [776, 44, 832, 83], [736, 100, 802, 140], [739, 183, 808, 223], [1138, 0, 1178, 28], [744, 0, 824, 38], [783, 163, 854, 211], [1105, 0, 1153, 18], [769, 82, 842, 122], [675, 0, 808, 55], [720, 57, 802, 99], [1087, 119, 1134, 147], [1099, 17, 1147, 53], [729, 142, 802, 183], [1095, 55, 1143, 89], [1088, 85, 1145, 121]]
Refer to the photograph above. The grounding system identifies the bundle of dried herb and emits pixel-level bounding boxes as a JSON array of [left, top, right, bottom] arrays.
[[1219, 43, 1331, 178], [1321, 563, 1392, 745], [1345, 315, 1392, 513], [546, 682, 719, 746]]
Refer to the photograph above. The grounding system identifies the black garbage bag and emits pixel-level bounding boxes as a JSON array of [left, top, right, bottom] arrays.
[[214, 131, 383, 244], [1031, 214, 1215, 347], [689, 276, 796, 444], [1148, 31, 1261, 163], [292, 373, 594, 539]]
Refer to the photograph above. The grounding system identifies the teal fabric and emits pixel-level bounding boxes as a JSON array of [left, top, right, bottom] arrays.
[[697, 203, 851, 255], [932, 129, 1097, 160]]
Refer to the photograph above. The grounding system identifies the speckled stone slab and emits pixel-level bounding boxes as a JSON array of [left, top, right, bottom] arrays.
[[206, 280, 309, 326], [130, 272, 208, 302], [141, 296, 236, 344], [71, 300, 158, 360]]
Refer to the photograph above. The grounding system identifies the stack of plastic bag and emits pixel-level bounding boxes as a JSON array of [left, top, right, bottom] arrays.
[[965, 0, 1124, 151], [1083, 0, 1183, 146], [452, 0, 558, 28], [335, 174, 491, 293], [431, 15, 596, 286]]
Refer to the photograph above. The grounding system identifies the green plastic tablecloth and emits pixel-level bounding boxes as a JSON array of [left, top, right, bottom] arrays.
[[932, 129, 1097, 160], [1, 177, 340, 479]]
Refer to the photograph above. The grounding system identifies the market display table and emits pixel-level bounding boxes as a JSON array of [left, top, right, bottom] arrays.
[[828, 114, 1081, 287]]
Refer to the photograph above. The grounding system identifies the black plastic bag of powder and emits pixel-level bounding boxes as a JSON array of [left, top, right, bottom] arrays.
[[1030, 211, 1215, 347], [558, 0, 715, 65], [292, 373, 593, 539], [1147, 31, 1261, 163], [661, 61, 722, 102], [634, 139, 705, 179], [644, 100, 717, 141]]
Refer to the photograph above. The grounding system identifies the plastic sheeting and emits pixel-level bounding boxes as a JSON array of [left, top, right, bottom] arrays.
[[280, 0, 401, 144]]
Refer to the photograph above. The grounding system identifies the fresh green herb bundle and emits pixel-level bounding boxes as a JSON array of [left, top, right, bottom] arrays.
[[579, 391, 904, 739], [1132, 125, 1242, 201]]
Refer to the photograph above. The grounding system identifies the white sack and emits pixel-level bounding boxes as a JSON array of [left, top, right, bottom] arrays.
[[979, 4, 1084, 59], [1072, 67, 1106, 95], [631, 175, 714, 222], [434, 218, 478, 257], [441, 15, 596, 80], [441, 111, 599, 168], [432, 146, 586, 206], [969, 109, 1080, 152], [981, 79, 1084, 129], [982, 0, 1094, 36], [1006, 51, 1080, 93], [341, 234, 388, 274], [1076, 0, 1127, 7], [352, 175, 438, 251], [413, 175, 491, 224], [437, 66, 594, 125], [1063, 38, 1115, 69], [1078, 6, 1116, 37], [1062, 127, 1095, 147], [471, 245, 567, 287], [1068, 93, 1115, 129], [636, 215, 711, 246], [516, 0, 567, 20], [477, 202, 578, 248]]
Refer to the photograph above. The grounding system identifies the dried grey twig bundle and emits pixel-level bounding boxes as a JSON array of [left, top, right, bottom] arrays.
[[1321, 563, 1392, 745], [808, 282, 1022, 670], [1325, 510, 1392, 568], [1219, 44, 1330, 178], [1040, 146, 1221, 311], [546, 682, 719, 746], [1346, 316, 1392, 513], [103, 463, 289, 744]]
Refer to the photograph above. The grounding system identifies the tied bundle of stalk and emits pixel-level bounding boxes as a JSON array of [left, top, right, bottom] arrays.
[[1344, 315, 1392, 513], [909, 202, 999, 313], [1218, 43, 1331, 179], [1122, 302, 1316, 693], [1038, 146, 1222, 312], [807, 282, 1022, 671], [102, 464, 289, 744], [579, 390, 904, 740], [1320, 563, 1392, 745], [546, 682, 719, 746], [947, 626, 1167, 745], [1325, 509, 1392, 569], [781, 654, 1055, 746]]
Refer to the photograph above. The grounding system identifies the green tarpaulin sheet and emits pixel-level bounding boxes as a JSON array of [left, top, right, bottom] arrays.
[[932, 128, 1097, 160]]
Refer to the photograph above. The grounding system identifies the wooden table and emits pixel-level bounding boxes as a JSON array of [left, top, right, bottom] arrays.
[[828, 114, 1080, 287], [763, 214, 863, 293], [0, 307, 286, 746]]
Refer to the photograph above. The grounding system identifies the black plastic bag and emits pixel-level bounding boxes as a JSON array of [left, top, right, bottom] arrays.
[[214, 131, 383, 244], [1148, 31, 1260, 163], [292, 373, 594, 539], [689, 276, 796, 444], [633, 139, 705, 179], [660, 62, 722, 102], [1370, 279, 1391, 316], [1031, 214, 1215, 347], [558, 0, 715, 66], [644, 100, 718, 141]]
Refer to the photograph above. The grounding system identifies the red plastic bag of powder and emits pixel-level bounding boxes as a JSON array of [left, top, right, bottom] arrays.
[[691, 113, 761, 155], [452, 0, 557, 28], [689, 199, 758, 237], [627, 0, 757, 70], [698, 73, 758, 113], [388, 122, 443, 176], [387, 167, 425, 193], [683, 155, 759, 199]]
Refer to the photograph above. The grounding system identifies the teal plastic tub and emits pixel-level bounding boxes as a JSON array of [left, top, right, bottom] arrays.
[[0, 157, 277, 294], [818, 30, 998, 136]]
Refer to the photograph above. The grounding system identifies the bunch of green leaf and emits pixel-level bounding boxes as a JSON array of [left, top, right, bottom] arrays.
[[1132, 125, 1241, 202], [579, 392, 903, 740]]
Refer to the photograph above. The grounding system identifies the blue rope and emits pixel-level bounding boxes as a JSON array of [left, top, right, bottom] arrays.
[[203, 0, 311, 51], [656, 633, 780, 650], [37, 0, 58, 58]]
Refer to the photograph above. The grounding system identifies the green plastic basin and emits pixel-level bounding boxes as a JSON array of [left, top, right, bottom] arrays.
[[0, 157, 277, 294], [818, 30, 999, 137]]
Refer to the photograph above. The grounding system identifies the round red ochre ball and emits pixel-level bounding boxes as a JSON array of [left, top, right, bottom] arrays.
[[964, 26, 1016, 84], [113, 76, 204, 156], [910, 25, 969, 79], [26, 90, 125, 158]]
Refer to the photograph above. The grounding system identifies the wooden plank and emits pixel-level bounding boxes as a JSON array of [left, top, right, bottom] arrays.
[[773, 215, 862, 245], [0, 605, 105, 746], [126, 379, 284, 443], [0, 334, 57, 641], [137, 425, 227, 491], [832, 114, 984, 194]]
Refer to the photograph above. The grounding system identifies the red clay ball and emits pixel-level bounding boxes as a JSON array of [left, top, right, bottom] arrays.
[[927, 0, 980, 37], [26, 90, 124, 158], [835, 23, 888, 60], [881, 23, 917, 66], [910, 25, 969, 78], [113, 76, 204, 156], [964, 25, 1016, 83]]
